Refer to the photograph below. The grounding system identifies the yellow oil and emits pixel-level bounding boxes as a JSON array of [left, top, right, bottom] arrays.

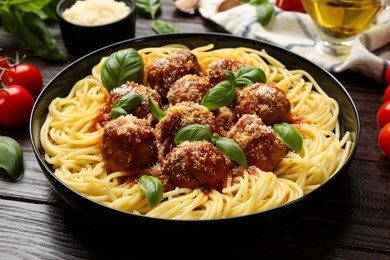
[[301, 0, 384, 39]]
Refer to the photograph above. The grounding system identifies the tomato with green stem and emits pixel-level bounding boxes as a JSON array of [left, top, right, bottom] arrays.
[[0, 84, 34, 127], [1, 63, 43, 100]]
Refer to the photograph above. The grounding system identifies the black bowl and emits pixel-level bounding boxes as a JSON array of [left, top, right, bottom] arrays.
[[30, 33, 360, 232], [56, 0, 136, 56]]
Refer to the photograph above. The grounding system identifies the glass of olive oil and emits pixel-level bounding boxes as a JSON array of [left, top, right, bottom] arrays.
[[301, 0, 388, 56]]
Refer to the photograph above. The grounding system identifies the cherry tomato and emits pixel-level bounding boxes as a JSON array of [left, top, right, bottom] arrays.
[[0, 85, 34, 127], [276, 0, 306, 13], [0, 55, 9, 68], [385, 66, 390, 86], [1, 63, 43, 100], [383, 85, 390, 103], [378, 122, 390, 158], [377, 101, 390, 128]]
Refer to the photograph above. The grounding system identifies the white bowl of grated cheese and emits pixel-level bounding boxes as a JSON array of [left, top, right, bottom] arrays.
[[57, 0, 136, 56]]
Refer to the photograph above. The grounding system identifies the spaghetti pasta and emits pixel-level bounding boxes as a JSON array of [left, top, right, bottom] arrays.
[[40, 44, 353, 220]]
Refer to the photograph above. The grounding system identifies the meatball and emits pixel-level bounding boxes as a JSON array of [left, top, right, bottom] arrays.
[[101, 115, 157, 173], [207, 58, 244, 86], [162, 141, 231, 190], [155, 101, 224, 162], [167, 74, 213, 105], [213, 106, 237, 132], [144, 50, 202, 98], [99, 82, 162, 124], [234, 83, 291, 125], [227, 114, 288, 172]]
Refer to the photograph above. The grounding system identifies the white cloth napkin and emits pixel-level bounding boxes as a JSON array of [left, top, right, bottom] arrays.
[[198, 0, 390, 84]]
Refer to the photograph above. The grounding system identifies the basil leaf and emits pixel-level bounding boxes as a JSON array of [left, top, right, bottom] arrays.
[[151, 20, 180, 34], [135, 0, 161, 19], [272, 123, 303, 153], [12, 9, 67, 60], [101, 48, 144, 92], [235, 67, 266, 84], [223, 70, 236, 83], [247, 0, 268, 5], [235, 77, 254, 88], [174, 124, 212, 145], [110, 107, 128, 119], [201, 81, 236, 110], [138, 175, 163, 208], [13, 0, 51, 12], [148, 95, 165, 121], [117, 93, 144, 110], [0, 136, 24, 181], [216, 138, 247, 168], [255, 2, 275, 26]]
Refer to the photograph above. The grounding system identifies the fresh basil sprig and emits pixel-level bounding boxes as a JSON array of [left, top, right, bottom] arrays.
[[201, 81, 236, 110], [0, 136, 24, 181], [215, 137, 247, 168], [233, 67, 266, 88], [0, 1, 67, 60], [147, 96, 166, 121], [272, 122, 303, 153], [135, 0, 161, 19], [138, 175, 163, 208], [174, 124, 248, 167], [152, 20, 180, 34], [201, 66, 266, 110], [174, 124, 212, 144], [240, 0, 276, 26], [110, 93, 144, 119], [101, 48, 144, 92]]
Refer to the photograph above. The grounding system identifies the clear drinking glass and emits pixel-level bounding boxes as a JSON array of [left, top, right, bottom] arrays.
[[301, 0, 389, 56]]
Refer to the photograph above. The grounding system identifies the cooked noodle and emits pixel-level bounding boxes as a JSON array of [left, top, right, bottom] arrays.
[[40, 44, 353, 219]]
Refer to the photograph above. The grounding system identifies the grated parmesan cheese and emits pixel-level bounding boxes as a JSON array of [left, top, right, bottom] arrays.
[[62, 0, 131, 26]]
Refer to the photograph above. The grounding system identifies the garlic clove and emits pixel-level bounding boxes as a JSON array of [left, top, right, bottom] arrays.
[[217, 0, 242, 12], [173, 0, 200, 14]]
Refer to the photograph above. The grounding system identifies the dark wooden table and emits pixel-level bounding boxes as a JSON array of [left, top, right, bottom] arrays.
[[1, 1, 389, 259]]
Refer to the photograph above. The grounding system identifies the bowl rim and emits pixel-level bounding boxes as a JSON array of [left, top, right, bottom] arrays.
[[56, 0, 136, 28], [29, 32, 361, 226]]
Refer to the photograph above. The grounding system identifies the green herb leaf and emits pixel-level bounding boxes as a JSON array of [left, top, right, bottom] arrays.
[[235, 77, 254, 88], [272, 122, 303, 153], [174, 124, 212, 145], [255, 2, 275, 26], [223, 70, 236, 83], [151, 19, 180, 34], [11, 9, 66, 60], [13, 0, 51, 12], [216, 138, 247, 168], [110, 93, 144, 118], [138, 175, 163, 208], [135, 0, 161, 19], [0, 136, 24, 181], [101, 48, 144, 92], [148, 95, 165, 121], [201, 81, 236, 110], [235, 67, 266, 85], [110, 107, 128, 119]]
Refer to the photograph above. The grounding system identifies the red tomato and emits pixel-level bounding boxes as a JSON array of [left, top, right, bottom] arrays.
[[378, 122, 390, 158], [383, 85, 390, 103], [0, 55, 9, 68], [276, 0, 306, 13], [385, 66, 390, 86], [0, 85, 34, 127], [1, 63, 43, 100], [377, 101, 390, 128]]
